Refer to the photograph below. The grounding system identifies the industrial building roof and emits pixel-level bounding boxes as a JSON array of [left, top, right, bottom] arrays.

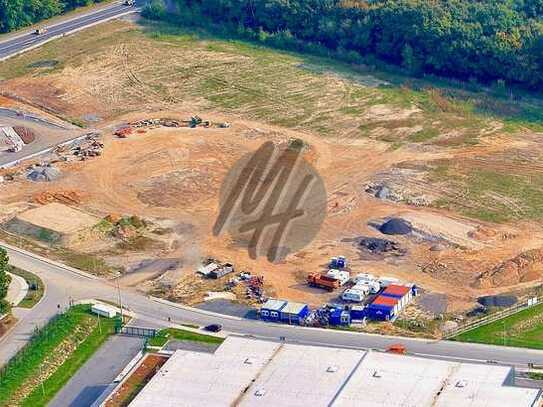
[[128, 337, 541, 407], [371, 296, 398, 307], [239, 344, 365, 406], [382, 284, 411, 297], [261, 299, 287, 312], [280, 301, 307, 315]]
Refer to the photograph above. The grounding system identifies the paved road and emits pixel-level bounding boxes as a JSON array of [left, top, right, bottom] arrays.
[[0, 1, 140, 61], [3, 243, 543, 368], [49, 335, 143, 407]]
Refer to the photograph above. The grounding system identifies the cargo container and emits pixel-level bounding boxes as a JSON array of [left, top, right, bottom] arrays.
[[307, 272, 341, 291], [260, 299, 287, 321], [280, 301, 310, 324]]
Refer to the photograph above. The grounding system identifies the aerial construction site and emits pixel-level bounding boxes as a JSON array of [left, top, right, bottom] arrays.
[[1, 19, 543, 338]]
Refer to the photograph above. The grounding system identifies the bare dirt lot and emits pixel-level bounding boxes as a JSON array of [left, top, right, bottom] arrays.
[[1, 20, 543, 316]]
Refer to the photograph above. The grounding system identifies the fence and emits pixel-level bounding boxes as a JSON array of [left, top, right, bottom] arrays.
[[117, 326, 158, 338], [443, 296, 541, 339]]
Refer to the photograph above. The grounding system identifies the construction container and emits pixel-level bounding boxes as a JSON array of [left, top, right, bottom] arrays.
[[378, 276, 400, 288], [329, 309, 351, 326], [91, 303, 117, 318], [280, 301, 310, 325], [381, 284, 413, 308], [260, 299, 287, 321], [350, 305, 366, 320], [367, 296, 399, 321]]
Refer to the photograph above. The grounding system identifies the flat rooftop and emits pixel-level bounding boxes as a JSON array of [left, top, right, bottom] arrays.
[[129, 337, 542, 407]]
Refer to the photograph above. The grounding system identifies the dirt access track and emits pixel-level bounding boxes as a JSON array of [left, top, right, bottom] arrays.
[[0, 96, 85, 168], [1, 20, 543, 314]]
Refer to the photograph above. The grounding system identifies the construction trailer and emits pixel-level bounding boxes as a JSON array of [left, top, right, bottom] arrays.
[[350, 305, 367, 320], [325, 269, 350, 285], [341, 287, 368, 303], [280, 301, 309, 325], [329, 308, 351, 326], [366, 295, 400, 321], [197, 262, 220, 277], [378, 276, 400, 288], [260, 299, 287, 322], [381, 284, 414, 308], [91, 303, 118, 318]]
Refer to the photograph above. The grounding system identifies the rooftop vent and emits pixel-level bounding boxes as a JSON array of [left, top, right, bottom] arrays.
[[455, 380, 467, 388], [254, 389, 266, 397], [372, 370, 382, 378], [244, 357, 255, 365], [326, 366, 339, 373]]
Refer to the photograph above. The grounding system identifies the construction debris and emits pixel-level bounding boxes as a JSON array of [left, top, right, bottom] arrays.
[[54, 133, 104, 160], [116, 117, 231, 137], [26, 164, 60, 182]]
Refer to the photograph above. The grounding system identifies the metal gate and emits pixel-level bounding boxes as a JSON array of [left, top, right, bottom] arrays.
[[117, 325, 158, 338]]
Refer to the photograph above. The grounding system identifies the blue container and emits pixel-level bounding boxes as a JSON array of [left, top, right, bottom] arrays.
[[329, 309, 351, 326], [350, 305, 366, 320], [330, 257, 338, 268]]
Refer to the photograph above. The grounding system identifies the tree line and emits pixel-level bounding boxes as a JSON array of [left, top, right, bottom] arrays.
[[145, 0, 543, 90], [0, 0, 105, 33]]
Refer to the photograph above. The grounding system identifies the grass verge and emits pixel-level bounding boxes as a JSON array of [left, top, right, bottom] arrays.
[[452, 303, 543, 350], [8, 267, 44, 309], [0, 304, 117, 406], [148, 328, 224, 347]]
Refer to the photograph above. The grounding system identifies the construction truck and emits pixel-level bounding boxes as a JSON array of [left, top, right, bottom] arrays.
[[307, 272, 340, 291]]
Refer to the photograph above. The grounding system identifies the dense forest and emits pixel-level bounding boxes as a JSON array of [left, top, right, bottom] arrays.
[[146, 0, 543, 90], [0, 0, 105, 33]]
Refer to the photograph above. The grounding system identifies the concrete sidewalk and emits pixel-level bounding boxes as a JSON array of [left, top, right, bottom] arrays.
[[6, 272, 28, 307]]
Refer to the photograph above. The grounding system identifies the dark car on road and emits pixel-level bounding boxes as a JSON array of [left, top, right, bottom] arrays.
[[204, 324, 222, 333]]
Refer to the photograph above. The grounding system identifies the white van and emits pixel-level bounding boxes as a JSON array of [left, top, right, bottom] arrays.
[[352, 273, 376, 284]]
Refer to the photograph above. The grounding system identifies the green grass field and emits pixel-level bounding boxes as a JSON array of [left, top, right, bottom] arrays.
[[9, 268, 44, 309], [453, 303, 543, 349], [148, 327, 224, 347], [0, 304, 116, 407]]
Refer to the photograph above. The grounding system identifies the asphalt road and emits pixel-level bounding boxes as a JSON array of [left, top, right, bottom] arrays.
[[2, 243, 543, 368], [0, 1, 140, 61]]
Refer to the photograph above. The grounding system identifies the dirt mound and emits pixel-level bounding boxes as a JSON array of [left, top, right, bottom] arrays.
[[379, 218, 412, 235], [359, 237, 404, 255], [33, 190, 82, 205], [476, 248, 543, 288]]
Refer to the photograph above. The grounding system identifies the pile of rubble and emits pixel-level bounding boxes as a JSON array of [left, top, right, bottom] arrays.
[[227, 271, 266, 303], [26, 163, 60, 182], [55, 133, 103, 161]]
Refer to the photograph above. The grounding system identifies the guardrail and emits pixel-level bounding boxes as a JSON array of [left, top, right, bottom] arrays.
[[443, 296, 541, 339]]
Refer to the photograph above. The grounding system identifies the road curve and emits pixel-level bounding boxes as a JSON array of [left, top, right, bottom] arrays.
[[0, 1, 140, 61], [2, 242, 543, 368]]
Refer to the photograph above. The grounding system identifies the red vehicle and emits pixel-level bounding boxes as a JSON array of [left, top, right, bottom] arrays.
[[386, 344, 407, 354], [307, 272, 340, 291]]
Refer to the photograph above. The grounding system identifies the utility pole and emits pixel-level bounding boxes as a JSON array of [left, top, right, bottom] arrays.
[[502, 321, 506, 346], [117, 278, 124, 327]]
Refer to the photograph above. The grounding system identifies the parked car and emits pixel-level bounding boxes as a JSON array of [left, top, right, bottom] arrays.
[[34, 28, 48, 35], [204, 324, 222, 333]]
